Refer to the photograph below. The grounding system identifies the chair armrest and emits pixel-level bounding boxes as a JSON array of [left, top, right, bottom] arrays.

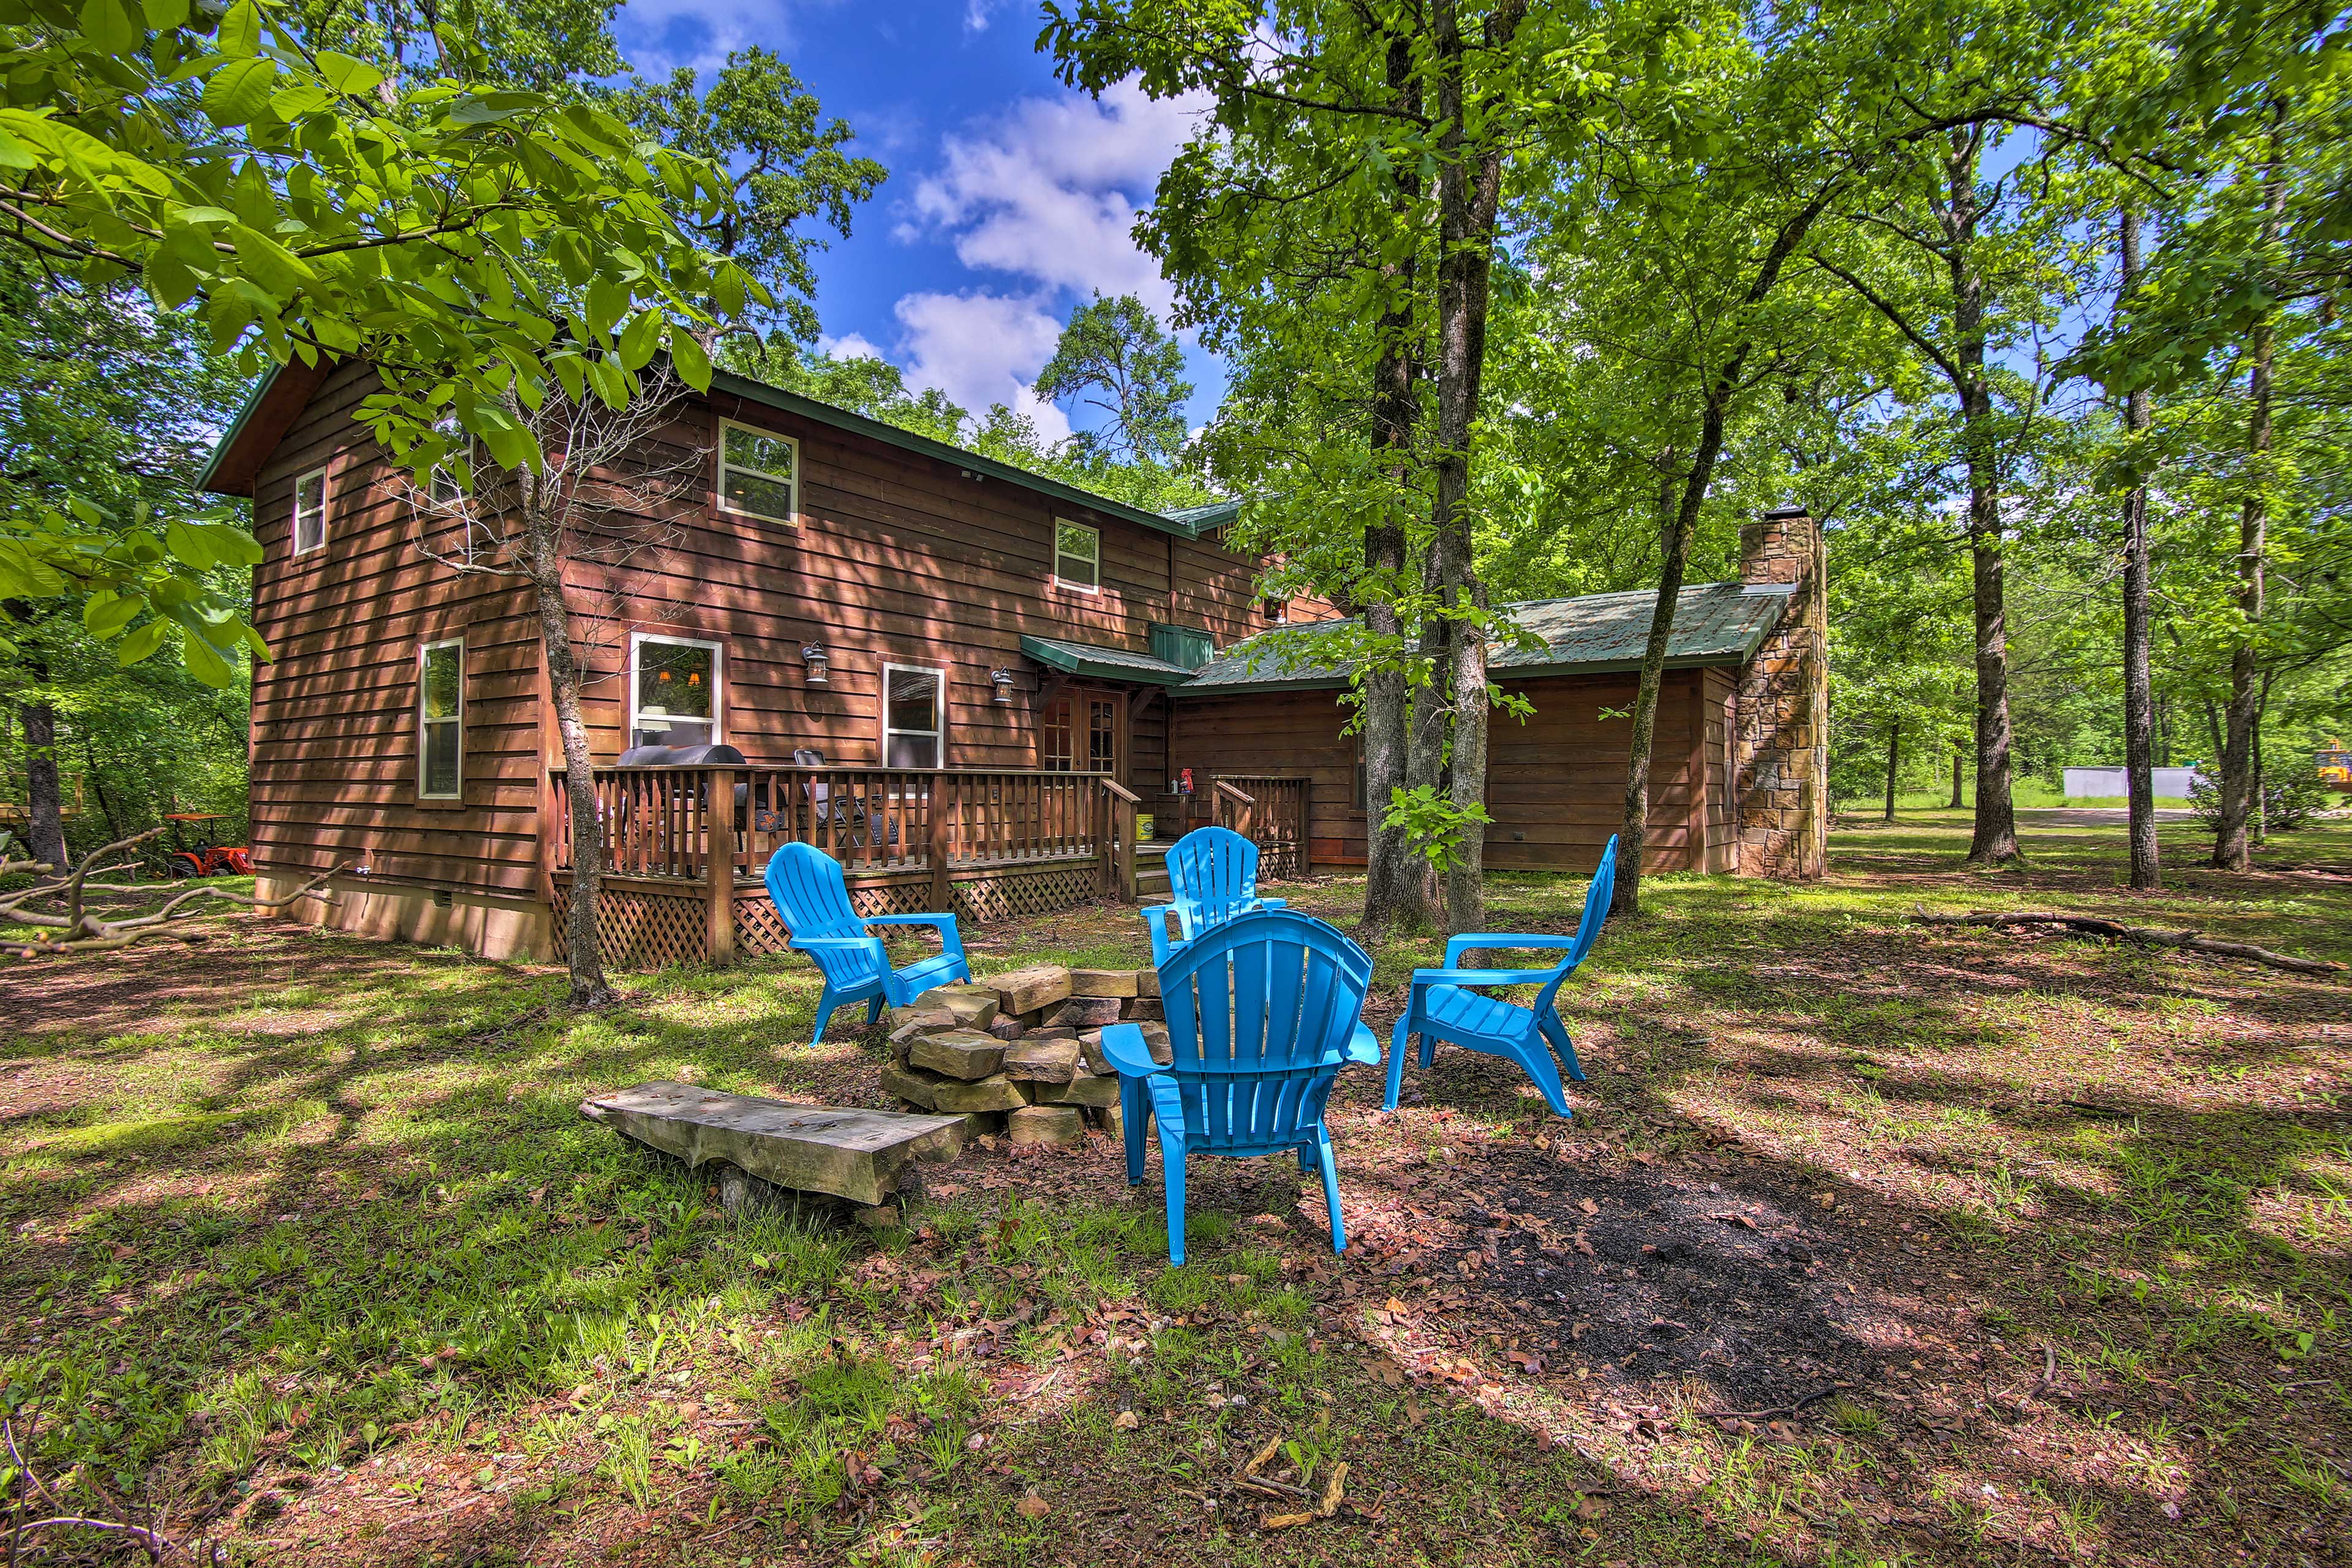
[[1099, 1022, 1167, 1079], [1409, 966, 1563, 989], [865, 912, 966, 960], [1444, 932, 1577, 967], [1142, 905, 1183, 968], [789, 934, 888, 968], [1259, 896, 1287, 910], [1344, 1021, 1381, 1066]]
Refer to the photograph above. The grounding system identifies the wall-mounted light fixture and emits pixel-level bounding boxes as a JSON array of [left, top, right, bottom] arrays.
[[989, 668, 1018, 704], [800, 643, 829, 687]]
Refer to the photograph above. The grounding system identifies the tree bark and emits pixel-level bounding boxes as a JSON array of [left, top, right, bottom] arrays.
[[1427, 0, 1525, 934], [1883, 719, 1901, 823], [1359, 29, 1436, 936], [18, 698, 67, 869], [1939, 134, 2019, 866], [1950, 742, 1964, 809], [1614, 190, 1832, 916], [2117, 210, 2160, 889], [524, 469, 619, 1009], [2212, 141, 2283, 870]]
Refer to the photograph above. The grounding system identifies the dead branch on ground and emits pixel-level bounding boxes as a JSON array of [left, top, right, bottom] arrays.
[[0, 829, 347, 958], [1909, 907, 2340, 976]]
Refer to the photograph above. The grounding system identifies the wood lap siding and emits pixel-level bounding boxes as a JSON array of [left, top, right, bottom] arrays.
[[1167, 669, 1723, 873], [247, 362, 546, 898]]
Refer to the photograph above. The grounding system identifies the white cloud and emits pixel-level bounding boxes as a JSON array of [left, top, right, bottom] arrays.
[[962, 0, 1011, 30], [891, 292, 1072, 443], [898, 78, 1209, 315], [613, 0, 801, 77], [819, 331, 885, 361]]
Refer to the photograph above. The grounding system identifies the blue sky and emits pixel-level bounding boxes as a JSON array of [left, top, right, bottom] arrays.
[[612, 0, 1219, 445]]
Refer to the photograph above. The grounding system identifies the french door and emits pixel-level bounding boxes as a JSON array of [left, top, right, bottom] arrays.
[[1042, 690, 1121, 781]]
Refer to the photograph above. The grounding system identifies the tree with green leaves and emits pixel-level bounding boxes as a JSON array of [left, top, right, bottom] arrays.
[[1036, 292, 1194, 466]]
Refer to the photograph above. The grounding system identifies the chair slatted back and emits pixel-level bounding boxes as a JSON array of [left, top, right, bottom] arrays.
[[1158, 909, 1373, 1153], [763, 843, 883, 987], [1166, 826, 1264, 938], [1529, 834, 1618, 1021]]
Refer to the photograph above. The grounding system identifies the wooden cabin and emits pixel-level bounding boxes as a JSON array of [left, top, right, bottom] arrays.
[[203, 356, 1825, 967]]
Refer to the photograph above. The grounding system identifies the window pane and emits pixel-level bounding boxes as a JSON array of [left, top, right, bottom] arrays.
[[886, 667, 939, 733], [421, 644, 461, 720], [423, 721, 460, 796], [724, 424, 796, 480], [1055, 521, 1098, 586], [886, 733, 938, 769], [294, 472, 326, 551], [723, 469, 796, 521], [637, 642, 714, 722]]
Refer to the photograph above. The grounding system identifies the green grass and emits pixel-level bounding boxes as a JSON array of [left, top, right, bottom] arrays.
[[2, 808, 2348, 1564]]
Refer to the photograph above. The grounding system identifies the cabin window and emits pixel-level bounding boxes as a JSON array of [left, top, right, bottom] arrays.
[[883, 664, 948, 769], [1261, 595, 1290, 622], [428, 416, 467, 504], [630, 634, 721, 749], [418, 639, 464, 799], [292, 467, 328, 554], [1053, 519, 1099, 592], [718, 418, 799, 526]]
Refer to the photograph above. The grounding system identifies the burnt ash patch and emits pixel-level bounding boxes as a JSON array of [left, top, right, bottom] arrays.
[[1457, 1158, 1892, 1412]]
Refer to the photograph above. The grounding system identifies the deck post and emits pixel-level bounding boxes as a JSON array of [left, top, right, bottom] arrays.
[[1101, 778, 1140, 902], [704, 765, 737, 966], [927, 775, 954, 911]]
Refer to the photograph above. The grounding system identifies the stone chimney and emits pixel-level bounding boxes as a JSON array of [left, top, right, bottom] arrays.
[[1732, 507, 1827, 879]]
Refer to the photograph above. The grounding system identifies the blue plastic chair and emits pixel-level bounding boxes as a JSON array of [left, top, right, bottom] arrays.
[[1142, 825, 1288, 966], [762, 842, 971, 1044], [1103, 907, 1379, 1265], [1384, 835, 1618, 1117]]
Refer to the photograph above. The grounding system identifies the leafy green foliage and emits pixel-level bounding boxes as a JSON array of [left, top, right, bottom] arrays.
[[1035, 292, 1194, 465]]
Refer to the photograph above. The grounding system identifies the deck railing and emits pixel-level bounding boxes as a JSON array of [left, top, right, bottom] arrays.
[[1212, 774, 1311, 876], [552, 763, 1140, 906]]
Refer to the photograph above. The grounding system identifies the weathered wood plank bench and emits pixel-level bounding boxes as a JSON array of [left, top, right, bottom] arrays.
[[580, 1081, 968, 1208]]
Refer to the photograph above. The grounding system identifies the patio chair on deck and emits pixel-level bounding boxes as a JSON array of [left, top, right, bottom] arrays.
[[762, 842, 969, 1044], [1384, 835, 1618, 1118], [1104, 907, 1379, 1265], [1141, 825, 1287, 966]]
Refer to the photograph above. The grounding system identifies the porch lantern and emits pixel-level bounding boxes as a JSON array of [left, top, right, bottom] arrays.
[[990, 668, 1017, 704], [800, 642, 829, 687]]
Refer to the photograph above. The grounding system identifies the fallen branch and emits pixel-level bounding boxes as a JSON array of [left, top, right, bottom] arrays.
[[1699, 1383, 1847, 1423], [1, 829, 350, 959], [1909, 907, 2339, 976]]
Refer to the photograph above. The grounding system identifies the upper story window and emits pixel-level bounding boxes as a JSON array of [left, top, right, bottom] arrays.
[[428, 416, 467, 505], [292, 467, 328, 554], [884, 663, 947, 769], [418, 639, 464, 799], [1261, 595, 1291, 622], [1053, 519, 1099, 593], [718, 418, 799, 526], [630, 634, 721, 750]]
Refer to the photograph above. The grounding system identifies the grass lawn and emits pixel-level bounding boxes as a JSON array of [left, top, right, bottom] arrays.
[[4, 809, 2350, 1566]]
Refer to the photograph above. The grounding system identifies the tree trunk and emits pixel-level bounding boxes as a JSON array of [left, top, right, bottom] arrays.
[[19, 699, 67, 870], [1428, 0, 1525, 934], [2117, 211, 2160, 890], [1613, 191, 1832, 915], [82, 734, 126, 845], [526, 486, 619, 1008], [1940, 136, 2019, 867], [1359, 29, 1436, 937], [1883, 719, 1900, 823], [1950, 742, 1964, 808]]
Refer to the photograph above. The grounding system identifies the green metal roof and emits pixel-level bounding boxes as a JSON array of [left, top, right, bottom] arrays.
[[1179, 580, 1796, 693], [199, 360, 1237, 540], [1019, 634, 1201, 687]]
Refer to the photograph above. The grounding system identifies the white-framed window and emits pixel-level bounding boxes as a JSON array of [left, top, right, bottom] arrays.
[[1052, 519, 1099, 592], [292, 467, 328, 554], [717, 418, 799, 526], [883, 663, 948, 769], [629, 633, 722, 750], [418, 638, 464, 799], [428, 415, 467, 505]]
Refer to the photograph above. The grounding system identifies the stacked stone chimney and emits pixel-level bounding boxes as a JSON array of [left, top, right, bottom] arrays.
[[1733, 507, 1827, 879]]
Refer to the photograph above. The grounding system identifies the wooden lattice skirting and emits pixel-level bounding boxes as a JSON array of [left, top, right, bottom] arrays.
[[552, 855, 1110, 970]]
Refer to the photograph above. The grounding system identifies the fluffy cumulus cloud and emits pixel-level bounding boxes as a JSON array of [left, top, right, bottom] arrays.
[[869, 78, 1208, 440], [817, 331, 886, 362], [613, 0, 801, 75], [891, 292, 1072, 443]]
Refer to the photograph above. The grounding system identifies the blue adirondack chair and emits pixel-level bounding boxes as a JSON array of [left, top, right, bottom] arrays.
[[1142, 825, 1289, 966], [1102, 907, 1379, 1265], [1384, 835, 1618, 1117], [762, 842, 971, 1044]]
